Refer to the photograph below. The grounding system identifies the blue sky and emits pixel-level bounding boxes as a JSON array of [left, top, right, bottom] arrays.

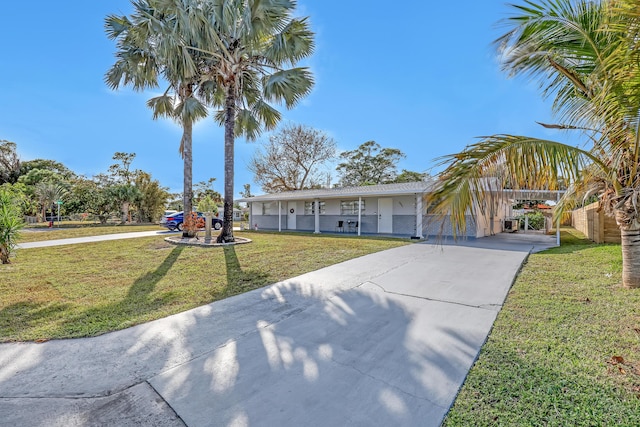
[[1, 1, 574, 197]]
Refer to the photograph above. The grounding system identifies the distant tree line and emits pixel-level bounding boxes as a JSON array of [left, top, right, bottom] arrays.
[[248, 125, 428, 193], [0, 140, 170, 224]]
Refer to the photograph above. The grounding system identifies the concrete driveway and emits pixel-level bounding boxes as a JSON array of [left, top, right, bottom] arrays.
[[0, 233, 557, 426]]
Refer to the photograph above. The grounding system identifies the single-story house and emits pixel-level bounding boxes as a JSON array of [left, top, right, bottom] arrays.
[[232, 208, 248, 221], [236, 181, 515, 238]]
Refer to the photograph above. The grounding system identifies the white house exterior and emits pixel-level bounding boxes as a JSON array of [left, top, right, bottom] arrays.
[[237, 181, 512, 238]]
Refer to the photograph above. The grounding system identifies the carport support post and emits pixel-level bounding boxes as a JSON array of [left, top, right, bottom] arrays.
[[314, 199, 320, 234], [278, 201, 282, 232], [556, 191, 561, 246], [358, 196, 362, 236]]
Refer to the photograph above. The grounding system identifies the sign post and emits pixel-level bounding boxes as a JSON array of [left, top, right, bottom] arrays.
[[56, 200, 63, 226]]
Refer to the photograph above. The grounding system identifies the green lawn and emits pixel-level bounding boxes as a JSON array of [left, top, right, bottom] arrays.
[[18, 224, 162, 243], [1, 232, 408, 342], [444, 229, 640, 426]]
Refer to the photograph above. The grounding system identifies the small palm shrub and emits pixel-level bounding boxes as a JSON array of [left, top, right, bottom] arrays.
[[0, 188, 25, 264]]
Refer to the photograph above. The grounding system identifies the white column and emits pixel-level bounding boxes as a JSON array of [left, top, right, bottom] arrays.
[[278, 201, 282, 232], [556, 191, 561, 246], [416, 194, 424, 239], [314, 199, 320, 234], [248, 202, 253, 229], [357, 196, 362, 236]]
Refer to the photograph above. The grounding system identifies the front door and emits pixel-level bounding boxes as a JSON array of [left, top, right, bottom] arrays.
[[378, 198, 393, 233], [287, 202, 297, 230]]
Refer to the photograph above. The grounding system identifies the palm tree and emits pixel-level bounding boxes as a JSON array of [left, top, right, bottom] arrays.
[[427, 0, 640, 288], [193, 0, 315, 242], [34, 182, 66, 223], [111, 184, 141, 223], [105, 0, 209, 237]]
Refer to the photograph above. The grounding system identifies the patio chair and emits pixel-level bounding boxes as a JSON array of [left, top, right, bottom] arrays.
[[336, 220, 344, 232]]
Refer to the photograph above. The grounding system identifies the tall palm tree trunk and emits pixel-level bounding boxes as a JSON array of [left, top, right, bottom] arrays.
[[218, 90, 236, 243], [122, 201, 129, 224], [620, 226, 640, 289], [182, 119, 193, 238]]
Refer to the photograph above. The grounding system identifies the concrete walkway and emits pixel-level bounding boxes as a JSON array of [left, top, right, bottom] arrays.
[[0, 233, 557, 426], [16, 230, 179, 249]]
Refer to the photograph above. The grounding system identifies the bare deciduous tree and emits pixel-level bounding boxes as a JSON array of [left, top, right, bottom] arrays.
[[250, 124, 336, 192]]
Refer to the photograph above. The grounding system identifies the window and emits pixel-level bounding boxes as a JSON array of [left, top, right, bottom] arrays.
[[261, 202, 276, 215], [304, 201, 325, 215], [340, 200, 365, 215]]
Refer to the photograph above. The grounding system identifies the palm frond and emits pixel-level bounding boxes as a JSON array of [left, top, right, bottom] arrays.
[[262, 67, 314, 108], [174, 96, 209, 123], [146, 93, 176, 120], [428, 134, 607, 236], [265, 17, 315, 65]]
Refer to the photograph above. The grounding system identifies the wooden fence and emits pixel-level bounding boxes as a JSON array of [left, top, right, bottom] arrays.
[[571, 202, 620, 244]]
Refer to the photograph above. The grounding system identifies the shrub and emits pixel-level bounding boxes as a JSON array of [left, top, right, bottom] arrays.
[[516, 211, 546, 230], [0, 188, 25, 264], [183, 211, 205, 237], [197, 196, 218, 215]]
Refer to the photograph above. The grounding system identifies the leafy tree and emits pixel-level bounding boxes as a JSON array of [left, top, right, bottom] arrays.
[[3, 182, 37, 216], [197, 195, 218, 215], [105, 1, 209, 236], [336, 141, 405, 186], [0, 140, 21, 185], [16, 158, 75, 217], [108, 152, 138, 184], [394, 169, 429, 183], [427, 0, 640, 288], [18, 168, 67, 188], [194, 178, 221, 205], [250, 124, 336, 192], [106, 152, 142, 223], [0, 186, 25, 264], [65, 176, 117, 224], [19, 159, 74, 181], [135, 171, 170, 222]]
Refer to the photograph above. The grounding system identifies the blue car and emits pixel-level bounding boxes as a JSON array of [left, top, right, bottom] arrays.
[[161, 211, 223, 231]]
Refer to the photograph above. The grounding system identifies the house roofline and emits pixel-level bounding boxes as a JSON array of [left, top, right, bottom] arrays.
[[237, 181, 434, 203]]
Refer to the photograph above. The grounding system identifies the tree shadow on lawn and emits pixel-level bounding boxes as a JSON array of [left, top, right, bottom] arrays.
[[0, 301, 73, 341], [0, 245, 186, 341], [58, 245, 187, 336], [1, 244, 276, 342], [222, 245, 270, 297]]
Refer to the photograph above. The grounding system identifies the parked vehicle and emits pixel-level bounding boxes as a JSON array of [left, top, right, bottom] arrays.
[[161, 211, 223, 231]]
